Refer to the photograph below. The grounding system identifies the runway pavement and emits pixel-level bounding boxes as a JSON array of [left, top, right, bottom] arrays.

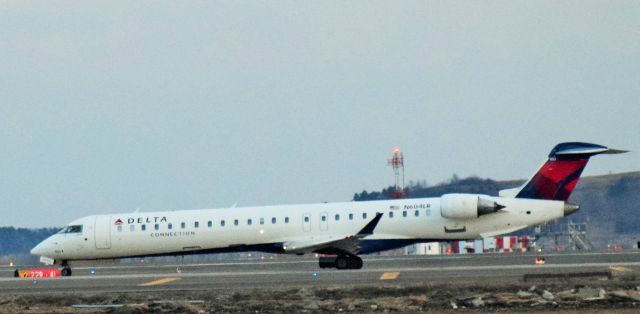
[[1, 251, 640, 294]]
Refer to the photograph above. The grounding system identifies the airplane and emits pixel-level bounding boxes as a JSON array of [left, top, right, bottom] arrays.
[[30, 142, 626, 276]]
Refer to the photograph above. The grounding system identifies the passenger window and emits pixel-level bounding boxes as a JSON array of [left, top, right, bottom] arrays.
[[181, 222, 186, 229], [304, 216, 309, 223], [141, 224, 146, 231], [117, 225, 122, 232], [130, 225, 135, 232], [154, 224, 159, 230], [349, 213, 353, 220], [402, 211, 407, 217], [208, 221, 212, 228], [389, 212, 394, 218], [221, 220, 225, 227], [362, 213, 367, 219], [248, 219, 252, 225], [321, 215, 326, 222], [168, 223, 173, 230], [415, 210, 419, 217], [195, 221, 199, 228], [285, 217, 289, 223], [335, 214, 340, 221], [271, 217, 276, 224], [260, 218, 265, 225], [234, 219, 239, 226]]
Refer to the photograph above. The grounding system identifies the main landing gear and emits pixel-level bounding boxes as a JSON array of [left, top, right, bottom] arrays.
[[60, 261, 72, 277], [319, 254, 363, 270]]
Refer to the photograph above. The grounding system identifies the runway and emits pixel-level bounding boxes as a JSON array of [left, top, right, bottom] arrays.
[[1, 251, 640, 294]]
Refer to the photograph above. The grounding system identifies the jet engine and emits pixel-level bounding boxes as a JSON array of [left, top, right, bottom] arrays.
[[440, 193, 505, 219]]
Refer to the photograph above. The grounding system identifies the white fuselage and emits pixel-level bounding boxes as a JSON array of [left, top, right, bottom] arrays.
[[32, 196, 565, 261]]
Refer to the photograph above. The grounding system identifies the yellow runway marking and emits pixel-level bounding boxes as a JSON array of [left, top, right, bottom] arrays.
[[379, 272, 400, 280], [138, 277, 181, 286], [610, 266, 632, 273]]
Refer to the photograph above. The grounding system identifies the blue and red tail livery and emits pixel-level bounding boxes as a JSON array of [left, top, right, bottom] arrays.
[[516, 142, 626, 201]]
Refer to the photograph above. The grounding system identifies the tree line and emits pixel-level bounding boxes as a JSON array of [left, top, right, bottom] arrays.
[[0, 227, 59, 255], [353, 175, 522, 201]]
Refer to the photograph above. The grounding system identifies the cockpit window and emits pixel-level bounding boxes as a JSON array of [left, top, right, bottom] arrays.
[[58, 225, 83, 234]]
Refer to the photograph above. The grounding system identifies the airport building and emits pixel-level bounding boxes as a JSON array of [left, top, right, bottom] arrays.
[[405, 236, 535, 255]]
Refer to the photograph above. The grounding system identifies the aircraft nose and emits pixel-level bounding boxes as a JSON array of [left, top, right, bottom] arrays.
[[31, 241, 47, 256]]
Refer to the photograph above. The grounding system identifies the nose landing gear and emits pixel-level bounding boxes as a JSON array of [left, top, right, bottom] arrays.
[[60, 261, 72, 277]]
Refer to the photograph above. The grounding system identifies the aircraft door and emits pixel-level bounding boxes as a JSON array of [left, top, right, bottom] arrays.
[[302, 213, 311, 232], [319, 212, 328, 231], [94, 215, 111, 249]]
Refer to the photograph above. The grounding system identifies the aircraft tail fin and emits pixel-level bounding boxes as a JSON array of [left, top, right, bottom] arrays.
[[504, 142, 626, 201]]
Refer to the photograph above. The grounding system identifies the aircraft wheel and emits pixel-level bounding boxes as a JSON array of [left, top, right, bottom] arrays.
[[348, 256, 363, 269], [61, 267, 72, 277], [335, 255, 349, 270]]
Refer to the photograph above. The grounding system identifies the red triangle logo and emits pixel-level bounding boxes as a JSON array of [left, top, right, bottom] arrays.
[[114, 218, 123, 225]]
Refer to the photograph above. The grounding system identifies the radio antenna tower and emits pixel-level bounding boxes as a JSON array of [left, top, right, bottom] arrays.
[[387, 147, 405, 199]]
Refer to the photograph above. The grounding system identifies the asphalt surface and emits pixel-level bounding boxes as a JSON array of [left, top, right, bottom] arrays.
[[1, 251, 639, 294]]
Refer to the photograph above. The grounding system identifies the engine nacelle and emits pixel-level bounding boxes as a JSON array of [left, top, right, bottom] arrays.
[[440, 193, 505, 219]]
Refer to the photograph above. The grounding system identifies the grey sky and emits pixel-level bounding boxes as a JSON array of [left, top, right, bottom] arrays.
[[1, 1, 638, 228]]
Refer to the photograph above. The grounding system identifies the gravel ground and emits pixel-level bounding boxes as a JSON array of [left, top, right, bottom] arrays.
[[1, 278, 640, 313]]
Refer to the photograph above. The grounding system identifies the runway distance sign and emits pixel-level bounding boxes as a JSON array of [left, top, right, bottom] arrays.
[[15, 268, 61, 278]]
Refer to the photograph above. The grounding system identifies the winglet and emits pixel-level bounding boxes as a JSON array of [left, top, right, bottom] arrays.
[[356, 212, 383, 237]]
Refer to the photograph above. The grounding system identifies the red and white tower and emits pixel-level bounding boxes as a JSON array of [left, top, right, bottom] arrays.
[[387, 147, 405, 199]]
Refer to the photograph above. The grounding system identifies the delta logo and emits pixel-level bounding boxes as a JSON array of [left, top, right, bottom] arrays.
[[114, 218, 123, 225]]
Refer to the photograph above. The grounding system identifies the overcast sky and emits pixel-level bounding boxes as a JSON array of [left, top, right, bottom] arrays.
[[1, 1, 638, 228]]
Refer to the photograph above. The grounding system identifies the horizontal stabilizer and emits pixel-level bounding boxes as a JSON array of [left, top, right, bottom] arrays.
[[601, 148, 629, 155], [547, 142, 627, 160]]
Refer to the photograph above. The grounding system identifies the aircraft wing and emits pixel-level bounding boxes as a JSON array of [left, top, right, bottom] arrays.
[[281, 212, 383, 255]]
